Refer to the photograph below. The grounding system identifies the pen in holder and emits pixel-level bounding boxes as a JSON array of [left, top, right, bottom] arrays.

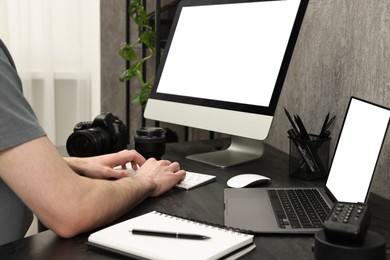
[[288, 132, 330, 180]]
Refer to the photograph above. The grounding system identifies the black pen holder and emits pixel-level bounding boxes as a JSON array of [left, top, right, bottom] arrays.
[[289, 133, 330, 180]]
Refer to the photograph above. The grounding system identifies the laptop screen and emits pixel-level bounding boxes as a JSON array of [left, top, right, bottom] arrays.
[[326, 97, 390, 203]]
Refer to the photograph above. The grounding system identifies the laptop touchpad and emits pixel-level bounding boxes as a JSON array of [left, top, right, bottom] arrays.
[[224, 188, 277, 231]]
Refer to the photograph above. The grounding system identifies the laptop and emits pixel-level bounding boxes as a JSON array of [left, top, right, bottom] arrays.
[[224, 97, 390, 234]]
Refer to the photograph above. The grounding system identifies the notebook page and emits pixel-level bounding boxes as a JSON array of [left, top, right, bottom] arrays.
[[88, 211, 254, 260]]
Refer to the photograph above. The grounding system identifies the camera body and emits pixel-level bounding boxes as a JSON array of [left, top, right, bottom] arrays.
[[134, 127, 166, 159], [66, 112, 128, 157]]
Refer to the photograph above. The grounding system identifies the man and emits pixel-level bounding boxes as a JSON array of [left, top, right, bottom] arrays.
[[0, 39, 186, 245]]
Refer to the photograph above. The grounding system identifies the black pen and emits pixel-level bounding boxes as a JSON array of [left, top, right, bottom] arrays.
[[294, 115, 310, 140], [284, 107, 300, 136], [319, 112, 330, 137], [130, 229, 211, 240], [324, 115, 336, 132], [287, 129, 316, 172]]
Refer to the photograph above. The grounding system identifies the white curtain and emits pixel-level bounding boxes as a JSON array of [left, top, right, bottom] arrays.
[[0, 0, 100, 145]]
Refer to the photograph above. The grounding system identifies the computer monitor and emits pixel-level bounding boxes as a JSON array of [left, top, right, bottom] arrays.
[[144, 0, 309, 168]]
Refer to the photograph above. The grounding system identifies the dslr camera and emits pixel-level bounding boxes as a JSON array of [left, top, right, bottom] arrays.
[[66, 112, 128, 157]]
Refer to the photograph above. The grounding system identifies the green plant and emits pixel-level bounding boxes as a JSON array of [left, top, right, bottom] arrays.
[[119, 0, 156, 107]]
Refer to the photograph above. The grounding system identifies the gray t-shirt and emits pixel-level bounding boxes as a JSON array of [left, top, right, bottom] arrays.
[[0, 39, 46, 245]]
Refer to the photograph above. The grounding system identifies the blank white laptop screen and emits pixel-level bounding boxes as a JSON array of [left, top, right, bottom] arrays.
[[326, 97, 390, 203]]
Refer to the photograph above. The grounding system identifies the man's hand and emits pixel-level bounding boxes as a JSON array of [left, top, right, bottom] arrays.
[[135, 158, 186, 197], [64, 150, 146, 179]]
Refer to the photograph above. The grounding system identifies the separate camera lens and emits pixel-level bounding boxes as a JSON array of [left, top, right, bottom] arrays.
[[134, 127, 166, 159], [66, 128, 111, 157]]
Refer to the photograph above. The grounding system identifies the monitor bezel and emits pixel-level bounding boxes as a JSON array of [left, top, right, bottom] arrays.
[[148, 0, 309, 116]]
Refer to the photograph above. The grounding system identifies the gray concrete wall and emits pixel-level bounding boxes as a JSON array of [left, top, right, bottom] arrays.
[[100, 0, 127, 124], [266, 0, 390, 199]]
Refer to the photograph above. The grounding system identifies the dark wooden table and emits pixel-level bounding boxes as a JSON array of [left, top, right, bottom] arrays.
[[1, 139, 389, 259]]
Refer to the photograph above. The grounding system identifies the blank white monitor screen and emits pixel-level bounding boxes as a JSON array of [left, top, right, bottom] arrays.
[[145, 0, 309, 167], [156, 1, 299, 107], [326, 97, 390, 203]]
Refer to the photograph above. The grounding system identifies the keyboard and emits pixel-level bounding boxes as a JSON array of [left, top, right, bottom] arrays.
[[268, 188, 331, 229], [118, 165, 216, 191], [175, 171, 216, 190]]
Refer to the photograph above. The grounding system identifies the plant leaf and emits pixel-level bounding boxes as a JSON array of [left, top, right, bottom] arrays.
[[132, 83, 152, 107], [119, 70, 130, 82], [129, 0, 147, 27], [140, 31, 156, 51], [119, 63, 141, 82], [130, 89, 148, 107], [119, 43, 138, 61], [131, 92, 141, 104], [139, 82, 152, 106]]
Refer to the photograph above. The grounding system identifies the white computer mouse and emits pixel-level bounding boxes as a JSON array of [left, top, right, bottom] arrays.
[[227, 174, 271, 188]]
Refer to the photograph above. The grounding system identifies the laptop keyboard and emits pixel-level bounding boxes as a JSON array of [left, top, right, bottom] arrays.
[[268, 189, 331, 229]]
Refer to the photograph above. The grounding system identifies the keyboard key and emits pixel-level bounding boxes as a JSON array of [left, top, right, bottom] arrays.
[[268, 188, 331, 229], [175, 171, 216, 190]]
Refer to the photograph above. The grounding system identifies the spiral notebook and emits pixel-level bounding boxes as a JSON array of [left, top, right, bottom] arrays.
[[88, 211, 255, 260]]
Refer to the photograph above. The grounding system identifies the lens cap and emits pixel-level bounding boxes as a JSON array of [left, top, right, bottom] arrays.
[[136, 127, 166, 138]]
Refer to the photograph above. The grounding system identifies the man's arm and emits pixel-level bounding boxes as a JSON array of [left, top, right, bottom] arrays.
[[0, 136, 185, 238]]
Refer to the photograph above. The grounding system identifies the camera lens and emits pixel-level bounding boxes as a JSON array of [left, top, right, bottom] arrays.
[[66, 128, 111, 157], [134, 127, 166, 159]]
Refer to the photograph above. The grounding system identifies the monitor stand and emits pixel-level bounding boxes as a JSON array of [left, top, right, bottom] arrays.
[[186, 136, 264, 168]]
